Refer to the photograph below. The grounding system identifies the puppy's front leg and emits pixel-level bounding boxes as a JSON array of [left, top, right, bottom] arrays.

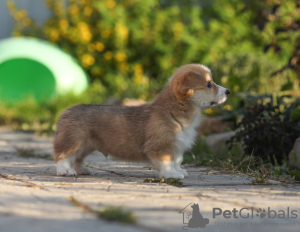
[[159, 161, 185, 179], [174, 153, 188, 177], [147, 152, 184, 179]]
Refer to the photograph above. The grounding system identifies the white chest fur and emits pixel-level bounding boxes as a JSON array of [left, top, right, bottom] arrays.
[[175, 110, 202, 153]]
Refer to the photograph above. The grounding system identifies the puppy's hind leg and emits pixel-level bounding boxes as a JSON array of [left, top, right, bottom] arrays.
[[54, 142, 89, 176], [56, 157, 78, 176], [56, 150, 91, 176], [71, 149, 93, 175]]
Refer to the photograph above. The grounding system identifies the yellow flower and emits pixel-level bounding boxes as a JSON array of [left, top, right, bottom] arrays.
[[173, 22, 184, 39], [82, 54, 95, 67], [223, 105, 232, 111], [78, 22, 92, 42], [50, 29, 59, 41], [116, 24, 128, 40], [119, 62, 128, 71], [60, 20, 69, 30], [133, 64, 149, 85], [134, 64, 143, 75], [19, 9, 27, 17], [104, 51, 113, 60], [83, 6, 93, 16], [221, 76, 228, 84], [78, 22, 88, 30], [203, 108, 213, 114], [78, 0, 88, 4], [6, 1, 16, 11], [115, 53, 127, 62], [106, 0, 116, 9], [95, 42, 105, 52], [134, 75, 149, 86], [82, 31, 92, 42], [22, 18, 31, 26], [69, 5, 79, 15], [14, 9, 27, 20]]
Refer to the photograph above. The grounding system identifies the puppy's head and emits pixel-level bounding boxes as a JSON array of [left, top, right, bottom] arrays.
[[170, 64, 230, 109]]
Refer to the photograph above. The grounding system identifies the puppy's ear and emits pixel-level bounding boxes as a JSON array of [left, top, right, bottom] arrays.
[[173, 70, 205, 100]]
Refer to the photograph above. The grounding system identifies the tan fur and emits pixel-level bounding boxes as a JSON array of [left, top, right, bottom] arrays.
[[54, 64, 229, 177]]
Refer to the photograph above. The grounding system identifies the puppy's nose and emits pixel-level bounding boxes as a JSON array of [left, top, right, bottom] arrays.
[[225, 89, 230, 95]]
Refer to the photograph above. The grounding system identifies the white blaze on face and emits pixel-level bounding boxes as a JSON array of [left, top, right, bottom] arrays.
[[192, 82, 229, 109], [215, 84, 228, 105]]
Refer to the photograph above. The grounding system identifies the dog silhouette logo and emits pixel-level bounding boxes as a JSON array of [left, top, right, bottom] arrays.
[[179, 203, 209, 230]]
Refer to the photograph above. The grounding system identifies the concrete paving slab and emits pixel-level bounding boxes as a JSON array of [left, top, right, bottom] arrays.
[[1, 130, 300, 232]]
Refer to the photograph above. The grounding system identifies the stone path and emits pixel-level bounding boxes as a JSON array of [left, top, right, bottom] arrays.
[[0, 129, 300, 232]]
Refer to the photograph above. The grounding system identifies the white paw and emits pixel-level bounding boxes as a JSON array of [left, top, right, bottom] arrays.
[[159, 171, 184, 179], [56, 159, 77, 176], [179, 169, 189, 177], [57, 168, 77, 176], [175, 166, 189, 177], [74, 166, 91, 175]]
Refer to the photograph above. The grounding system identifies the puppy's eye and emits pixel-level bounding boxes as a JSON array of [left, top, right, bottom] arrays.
[[206, 82, 212, 88]]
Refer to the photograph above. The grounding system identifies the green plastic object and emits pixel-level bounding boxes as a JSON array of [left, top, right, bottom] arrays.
[[0, 37, 88, 103]]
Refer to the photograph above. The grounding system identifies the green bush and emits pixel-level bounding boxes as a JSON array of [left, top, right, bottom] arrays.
[[8, 0, 209, 99], [209, 53, 289, 94], [227, 103, 300, 165], [8, 0, 291, 100], [4, 0, 299, 133], [0, 81, 106, 134]]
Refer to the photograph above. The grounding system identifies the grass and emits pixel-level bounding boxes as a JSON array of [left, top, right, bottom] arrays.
[[143, 178, 183, 187], [182, 136, 215, 166], [183, 136, 247, 171], [289, 170, 300, 181], [68, 196, 137, 224], [182, 137, 300, 185], [97, 206, 137, 223], [249, 170, 269, 185]]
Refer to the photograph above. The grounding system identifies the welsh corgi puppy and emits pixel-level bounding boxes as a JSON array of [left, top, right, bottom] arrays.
[[54, 64, 230, 179]]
